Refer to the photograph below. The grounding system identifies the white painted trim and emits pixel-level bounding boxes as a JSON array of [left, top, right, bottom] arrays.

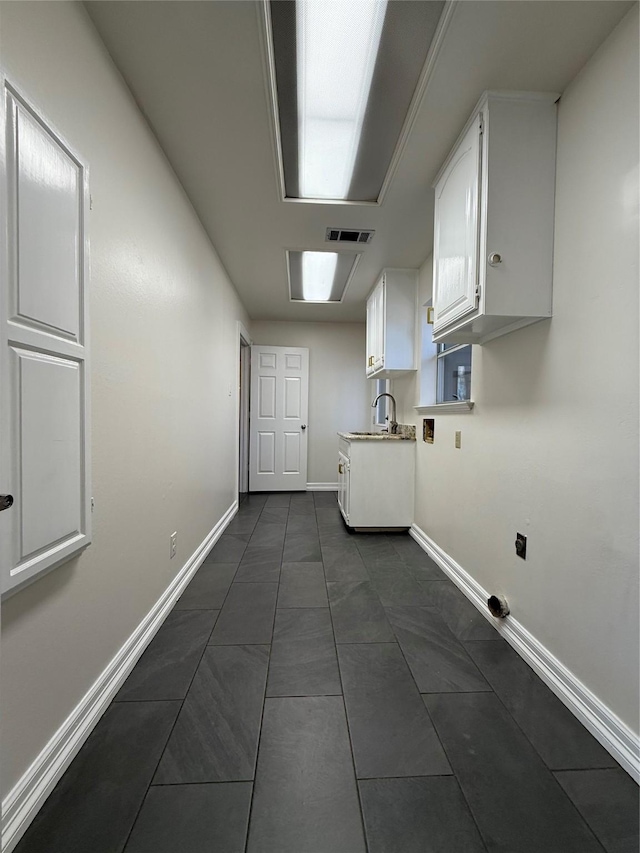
[[307, 482, 338, 491], [236, 320, 252, 497], [377, 0, 458, 204], [415, 401, 474, 414], [410, 522, 640, 783], [258, 0, 458, 207], [1, 500, 238, 853]]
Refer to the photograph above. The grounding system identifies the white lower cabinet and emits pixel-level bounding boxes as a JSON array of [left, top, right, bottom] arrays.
[[337, 436, 415, 529]]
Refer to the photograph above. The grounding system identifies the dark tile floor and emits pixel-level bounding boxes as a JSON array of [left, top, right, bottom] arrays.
[[15, 491, 639, 853]]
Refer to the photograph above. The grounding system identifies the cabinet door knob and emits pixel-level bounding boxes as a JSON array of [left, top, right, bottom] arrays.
[[301, 424, 307, 430], [488, 252, 502, 266], [0, 494, 13, 511]]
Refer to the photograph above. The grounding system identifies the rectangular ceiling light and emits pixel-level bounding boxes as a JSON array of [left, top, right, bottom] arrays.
[[269, 0, 445, 202], [296, 0, 387, 200], [288, 250, 360, 302]]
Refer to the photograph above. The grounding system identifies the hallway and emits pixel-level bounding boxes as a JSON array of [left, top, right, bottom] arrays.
[[15, 492, 639, 853]]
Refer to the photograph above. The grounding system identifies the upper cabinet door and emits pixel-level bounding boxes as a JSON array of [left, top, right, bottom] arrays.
[[373, 279, 385, 371], [432, 115, 482, 331], [366, 288, 376, 375]]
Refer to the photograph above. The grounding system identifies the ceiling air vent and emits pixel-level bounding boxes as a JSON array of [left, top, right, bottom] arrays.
[[326, 228, 375, 245]]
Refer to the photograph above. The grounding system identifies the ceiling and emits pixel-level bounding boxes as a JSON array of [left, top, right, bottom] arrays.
[[85, 0, 632, 323]]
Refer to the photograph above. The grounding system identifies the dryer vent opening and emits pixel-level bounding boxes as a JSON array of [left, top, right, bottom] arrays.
[[487, 594, 510, 619]]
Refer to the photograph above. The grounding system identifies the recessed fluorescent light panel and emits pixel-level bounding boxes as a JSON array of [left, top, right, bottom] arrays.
[[269, 0, 445, 202], [288, 251, 360, 302]]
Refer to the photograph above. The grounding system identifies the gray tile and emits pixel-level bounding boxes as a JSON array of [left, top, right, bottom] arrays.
[[359, 777, 486, 853], [154, 645, 269, 783], [554, 769, 640, 853], [328, 580, 395, 643], [356, 539, 399, 562], [321, 543, 369, 582], [313, 491, 338, 507], [265, 493, 291, 507], [338, 643, 452, 779], [225, 515, 260, 535], [288, 500, 315, 517], [366, 563, 428, 605], [387, 606, 490, 693], [425, 692, 603, 853], [209, 583, 278, 645], [393, 539, 449, 580], [358, 547, 410, 572], [241, 544, 283, 567], [284, 515, 318, 536], [240, 493, 268, 508], [283, 531, 322, 562], [206, 534, 248, 563], [259, 506, 289, 524], [318, 525, 352, 545], [249, 521, 287, 549], [174, 562, 237, 609], [278, 562, 328, 607], [116, 610, 219, 701], [15, 702, 180, 853], [465, 640, 616, 770], [246, 697, 366, 853], [234, 559, 281, 583], [290, 491, 314, 503], [124, 783, 252, 853], [315, 507, 344, 528], [267, 609, 341, 697], [419, 581, 499, 641]]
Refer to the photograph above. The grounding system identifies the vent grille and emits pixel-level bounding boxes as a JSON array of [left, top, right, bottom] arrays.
[[326, 228, 374, 245]]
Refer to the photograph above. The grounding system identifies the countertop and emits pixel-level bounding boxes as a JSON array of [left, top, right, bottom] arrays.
[[337, 431, 416, 442]]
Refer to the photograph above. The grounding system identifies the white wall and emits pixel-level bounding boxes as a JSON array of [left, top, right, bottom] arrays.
[[395, 7, 639, 736], [0, 1, 250, 799], [251, 321, 370, 485]]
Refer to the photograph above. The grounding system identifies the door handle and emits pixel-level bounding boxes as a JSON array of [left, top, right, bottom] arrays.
[[0, 494, 14, 511], [301, 424, 307, 430]]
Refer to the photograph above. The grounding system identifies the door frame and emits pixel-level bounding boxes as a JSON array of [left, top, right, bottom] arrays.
[[236, 321, 251, 498]]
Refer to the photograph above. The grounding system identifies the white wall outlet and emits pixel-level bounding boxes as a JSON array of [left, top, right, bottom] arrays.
[[170, 532, 177, 559]]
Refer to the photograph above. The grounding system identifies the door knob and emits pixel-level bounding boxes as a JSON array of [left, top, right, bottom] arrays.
[[0, 494, 14, 511], [301, 424, 307, 430]]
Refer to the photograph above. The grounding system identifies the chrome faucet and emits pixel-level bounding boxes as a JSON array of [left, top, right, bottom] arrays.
[[372, 393, 398, 434]]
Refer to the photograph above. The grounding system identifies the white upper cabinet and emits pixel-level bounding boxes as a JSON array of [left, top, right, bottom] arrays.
[[365, 269, 417, 378], [432, 91, 558, 345]]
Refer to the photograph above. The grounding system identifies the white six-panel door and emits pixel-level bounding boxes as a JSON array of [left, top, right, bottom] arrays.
[[249, 346, 309, 492], [0, 81, 91, 596]]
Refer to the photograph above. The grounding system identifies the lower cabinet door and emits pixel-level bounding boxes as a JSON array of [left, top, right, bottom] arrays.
[[337, 450, 350, 523]]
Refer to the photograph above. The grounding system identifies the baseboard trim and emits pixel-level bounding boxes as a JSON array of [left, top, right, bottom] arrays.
[[1, 500, 238, 853], [410, 523, 640, 783], [306, 482, 338, 491]]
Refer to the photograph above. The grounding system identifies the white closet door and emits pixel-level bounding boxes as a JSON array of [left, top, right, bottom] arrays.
[[249, 346, 309, 492], [0, 81, 91, 596], [433, 114, 482, 331]]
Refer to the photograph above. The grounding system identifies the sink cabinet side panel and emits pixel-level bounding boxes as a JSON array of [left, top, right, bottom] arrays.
[[346, 441, 415, 528]]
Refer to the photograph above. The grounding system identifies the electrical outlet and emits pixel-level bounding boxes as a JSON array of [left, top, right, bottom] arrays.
[[170, 532, 177, 559], [515, 532, 527, 560], [455, 430, 461, 449]]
